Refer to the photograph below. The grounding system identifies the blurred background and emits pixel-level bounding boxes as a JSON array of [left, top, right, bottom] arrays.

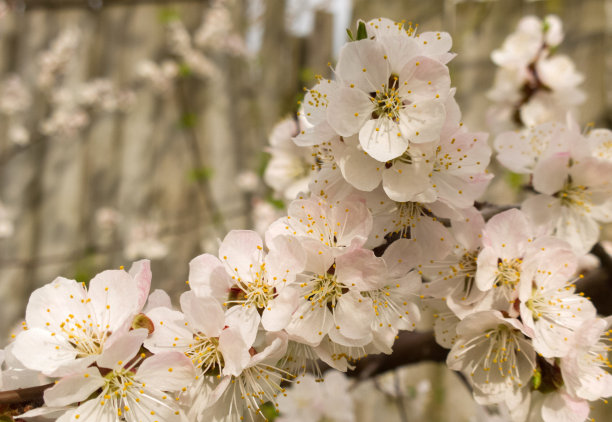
[[0, 0, 610, 419]]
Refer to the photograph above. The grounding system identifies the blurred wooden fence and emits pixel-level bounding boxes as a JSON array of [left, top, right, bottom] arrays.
[[0, 0, 610, 344]]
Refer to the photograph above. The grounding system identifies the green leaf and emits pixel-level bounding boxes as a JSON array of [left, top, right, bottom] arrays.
[[258, 402, 279, 421], [506, 171, 526, 191], [158, 8, 180, 24], [180, 113, 197, 129], [266, 195, 285, 210], [532, 368, 542, 390], [356, 21, 368, 40], [178, 63, 192, 78], [346, 28, 354, 41], [188, 167, 214, 182], [257, 152, 271, 178]]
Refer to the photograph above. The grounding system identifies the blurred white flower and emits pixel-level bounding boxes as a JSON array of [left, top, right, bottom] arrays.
[[235, 170, 259, 192], [137, 59, 179, 94], [37, 27, 81, 90], [7, 122, 30, 146], [95, 207, 122, 232], [195, 0, 247, 57], [264, 117, 314, 200], [124, 221, 168, 260], [0, 75, 31, 115], [277, 371, 355, 422]]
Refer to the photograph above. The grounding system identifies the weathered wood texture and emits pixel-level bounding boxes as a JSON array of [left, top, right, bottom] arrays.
[[0, 0, 610, 346]]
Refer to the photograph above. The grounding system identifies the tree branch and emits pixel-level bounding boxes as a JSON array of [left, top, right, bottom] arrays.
[[0, 384, 52, 405], [348, 331, 447, 381]]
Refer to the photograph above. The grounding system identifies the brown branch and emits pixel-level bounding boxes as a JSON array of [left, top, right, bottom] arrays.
[[0, 384, 52, 405], [348, 331, 447, 381]]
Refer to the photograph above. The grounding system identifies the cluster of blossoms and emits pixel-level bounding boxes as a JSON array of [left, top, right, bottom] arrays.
[[487, 15, 585, 131], [1, 14, 612, 422], [138, 0, 247, 94]]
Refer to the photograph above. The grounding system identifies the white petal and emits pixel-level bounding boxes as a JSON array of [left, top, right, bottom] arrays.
[[43, 367, 104, 407], [180, 291, 225, 338], [96, 329, 148, 370], [136, 351, 196, 391]]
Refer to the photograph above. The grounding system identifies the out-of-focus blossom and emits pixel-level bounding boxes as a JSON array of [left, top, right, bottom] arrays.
[[195, 0, 247, 57], [487, 15, 584, 130], [277, 371, 355, 422], [37, 27, 81, 90], [0, 75, 31, 115], [124, 221, 168, 260], [137, 59, 179, 94], [264, 117, 314, 200], [235, 170, 259, 193]]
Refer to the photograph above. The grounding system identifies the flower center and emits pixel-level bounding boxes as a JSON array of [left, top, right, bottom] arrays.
[[370, 74, 405, 122], [305, 272, 342, 308], [495, 258, 522, 288], [556, 181, 591, 212], [187, 334, 224, 375]]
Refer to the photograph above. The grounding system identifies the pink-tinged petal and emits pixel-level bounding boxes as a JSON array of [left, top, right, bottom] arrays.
[[330, 197, 373, 248], [399, 56, 451, 103], [224, 305, 260, 348], [522, 194, 561, 233], [261, 287, 298, 332], [541, 392, 590, 422], [19, 407, 73, 420], [136, 351, 195, 391], [327, 86, 373, 137], [475, 247, 500, 291], [451, 207, 485, 251], [96, 329, 148, 370], [43, 366, 104, 407], [333, 291, 375, 341], [336, 39, 389, 92], [25, 277, 87, 332], [412, 216, 453, 261], [335, 248, 386, 290], [533, 152, 570, 195], [417, 32, 454, 64], [143, 306, 190, 353], [482, 208, 532, 259], [293, 120, 338, 146], [265, 234, 306, 283], [188, 253, 232, 301], [88, 269, 140, 332], [219, 230, 263, 282], [376, 35, 420, 72], [285, 301, 332, 346], [142, 289, 172, 313], [218, 328, 250, 377], [128, 259, 151, 311], [11, 328, 77, 375], [382, 238, 422, 275], [249, 332, 288, 367], [180, 291, 224, 338], [382, 159, 432, 202], [359, 118, 407, 162], [337, 145, 383, 191], [397, 98, 446, 144]]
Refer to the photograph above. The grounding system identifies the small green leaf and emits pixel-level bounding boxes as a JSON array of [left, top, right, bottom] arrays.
[[188, 167, 214, 182], [532, 368, 542, 390], [257, 152, 271, 178], [346, 28, 354, 41], [266, 195, 285, 210], [178, 63, 192, 78], [506, 171, 526, 191], [356, 21, 368, 40], [259, 402, 279, 421], [180, 113, 197, 129], [158, 8, 180, 24]]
